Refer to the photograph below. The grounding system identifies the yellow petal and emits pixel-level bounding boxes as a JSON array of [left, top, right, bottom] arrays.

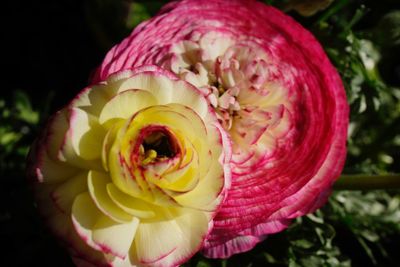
[[108, 142, 144, 198], [148, 184, 180, 207], [154, 144, 200, 193], [127, 105, 210, 169], [68, 107, 106, 160], [162, 163, 200, 193], [101, 121, 124, 171], [174, 123, 226, 211], [88, 170, 132, 223], [107, 183, 155, 219], [99, 89, 157, 127], [57, 108, 105, 170]]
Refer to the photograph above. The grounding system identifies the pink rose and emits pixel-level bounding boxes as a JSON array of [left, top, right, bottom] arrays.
[[94, 0, 349, 259]]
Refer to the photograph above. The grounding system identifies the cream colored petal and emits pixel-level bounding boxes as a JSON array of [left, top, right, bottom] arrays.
[[44, 108, 69, 160], [51, 171, 88, 213], [57, 108, 104, 171], [117, 73, 173, 103], [98, 89, 157, 127], [135, 209, 210, 267], [71, 81, 126, 117], [35, 149, 78, 184], [107, 183, 155, 219], [71, 192, 102, 251], [68, 108, 106, 160], [179, 66, 209, 88], [70, 86, 108, 117], [92, 215, 139, 259], [88, 170, 133, 223], [199, 31, 234, 61], [134, 219, 180, 265], [168, 80, 208, 119], [118, 73, 208, 119]]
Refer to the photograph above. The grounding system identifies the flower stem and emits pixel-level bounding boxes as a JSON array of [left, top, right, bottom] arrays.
[[334, 174, 400, 190]]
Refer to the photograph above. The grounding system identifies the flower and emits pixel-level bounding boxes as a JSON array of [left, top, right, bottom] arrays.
[[94, 0, 349, 259], [28, 65, 231, 267]]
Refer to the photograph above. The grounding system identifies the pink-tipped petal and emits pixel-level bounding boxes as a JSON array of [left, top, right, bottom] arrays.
[[94, 0, 348, 259]]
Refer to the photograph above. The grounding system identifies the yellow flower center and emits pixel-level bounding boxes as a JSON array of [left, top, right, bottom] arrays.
[[140, 128, 179, 165]]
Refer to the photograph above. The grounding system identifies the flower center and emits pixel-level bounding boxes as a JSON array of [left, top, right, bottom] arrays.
[[139, 127, 179, 165], [160, 32, 293, 161]]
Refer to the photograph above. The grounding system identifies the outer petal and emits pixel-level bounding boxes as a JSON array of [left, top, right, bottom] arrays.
[[98, 89, 157, 126], [92, 215, 139, 259], [116, 72, 209, 119], [71, 192, 104, 251], [135, 209, 210, 267], [72, 192, 139, 259], [60, 107, 106, 162], [51, 171, 88, 213]]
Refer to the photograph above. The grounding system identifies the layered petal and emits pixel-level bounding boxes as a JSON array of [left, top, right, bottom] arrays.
[[29, 65, 231, 266], [94, 0, 349, 259]]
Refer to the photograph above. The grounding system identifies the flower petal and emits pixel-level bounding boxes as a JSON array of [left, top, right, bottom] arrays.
[[71, 192, 103, 251], [117, 72, 209, 119], [88, 170, 133, 223], [92, 215, 139, 259], [51, 171, 88, 213], [134, 209, 210, 267], [106, 183, 156, 219], [98, 89, 157, 127]]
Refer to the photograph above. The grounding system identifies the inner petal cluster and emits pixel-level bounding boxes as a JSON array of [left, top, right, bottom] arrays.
[[160, 32, 295, 167]]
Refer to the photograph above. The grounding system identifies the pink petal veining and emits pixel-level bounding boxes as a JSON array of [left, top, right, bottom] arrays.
[[87, 0, 348, 260]]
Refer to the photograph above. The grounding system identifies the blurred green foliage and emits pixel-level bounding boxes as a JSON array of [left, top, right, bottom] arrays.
[[1, 0, 399, 266], [0, 91, 39, 174]]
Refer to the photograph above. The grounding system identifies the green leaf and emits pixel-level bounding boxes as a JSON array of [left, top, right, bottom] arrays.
[[126, 3, 150, 29], [374, 11, 400, 47]]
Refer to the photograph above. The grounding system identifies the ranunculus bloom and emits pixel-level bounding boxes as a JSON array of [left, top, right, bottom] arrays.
[[28, 66, 231, 267], [94, 0, 349, 259]]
